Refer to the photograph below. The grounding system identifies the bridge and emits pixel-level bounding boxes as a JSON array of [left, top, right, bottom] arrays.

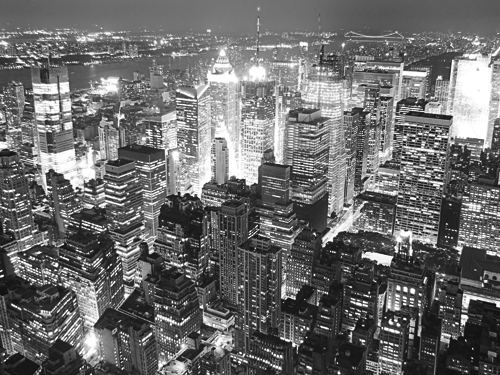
[[344, 31, 405, 41]]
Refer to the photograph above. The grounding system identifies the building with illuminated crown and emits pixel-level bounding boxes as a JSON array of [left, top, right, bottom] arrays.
[[32, 66, 79, 190]]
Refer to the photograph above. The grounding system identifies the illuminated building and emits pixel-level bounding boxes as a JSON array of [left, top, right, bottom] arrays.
[[150, 59, 164, 90], [211, 138, 229, 184], [379, 95, 395, 164], [213, 200, 248, 304], [82, 178, 105, 209], [240, 79, 275, 185], [118, 145, 166, 242], [401, 70, 428, 99], [0, 150, 35, 256], [0, 276, 83, 363], [314, 284, 342, 338], [487, 56, 500, 147], [42, 340, 88, 375], [372, 161, 400, 196], [154, 194, 209, 284], [280, 298, 316, 346], [17, 245, 59, 287], [287, 228, 321, 298], [284, 109, 330, 232], [257, 163, 301, 296], [269, 59, 300, 90], [59, 231, 125, 331], [247, 331, 293, 374], [275, 89, 302, 164], [353, 58, 404, 102], [32, 66, 79, 190], [154, 268, 201, 361], [166, 148, 188, 196], [98, 119, 120, 161], [46, 169, 81, 240], [394, 112, 452, 243], [104, 159, 145, 293], [448, 54, 491, 140], [236, 235, 282, 352], [302, 54, 346, 215], [94, 308, 157, 375], [176, 85, 211, 196], [343, 110, 359, 204], [67, 208, 107, 236], [3, 81, 24, 127], [207, 49, 240, 176], [145, 110, 177, 151], [352, 108, 370, 195], [434, 75, 449, 114], [392, 98, 428, 164], [437, 279, 462, 345], [201, 177, 255, 208], [459, 177, 500, 255], [437, 196, 461, 248], [419, 314, 441, 375], [378, 311, 410, 375], [342, 264, 379, 333], [491, 118, 500, 151], [353, 192, 396, 236]]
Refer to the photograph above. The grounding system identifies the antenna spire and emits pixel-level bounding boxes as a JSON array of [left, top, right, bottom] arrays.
[[318, 13, 322, 43], [256, 8, 261, 63]]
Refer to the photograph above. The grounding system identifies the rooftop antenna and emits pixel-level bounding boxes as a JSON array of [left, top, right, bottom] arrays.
[[318, 13, 322, 43], [256, 7, 261, 64]]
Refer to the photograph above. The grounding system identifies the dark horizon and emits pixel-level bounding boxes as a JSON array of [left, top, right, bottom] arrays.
[[1, 0, 500, 35]]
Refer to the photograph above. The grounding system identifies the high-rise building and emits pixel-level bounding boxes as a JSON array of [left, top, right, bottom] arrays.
[[248, 331, 294, 374], [275, 89, 302, 164], [0, 276, 83, 363], [434, 75, 449, 114], [211, 138, 229, 184], [82, 178, 105, 209], [378, 311, 410, 375], [240, 80, 275, 184], [32, 66, 79, 190], [3, 81, 24, 127], [104, 159, 145, 292], [154, 268, 201, 361], [207, 49, 240, 176], [214, 200, 248, 305], [98, 119, 120, 161], [352, 108, 371, 195], [343, 110, 359, 205], [284, 109, 330, 231], [487, 56, 500, 147], [302, 58, 346, 215], [237, 235, 282, 352], [17, 245, 59, 287], [447, 54, 491, 140], [46, 169, 81, 240], [401, 70, 428, 99], [394, 112, 452, 243], [491, 118, 500, 151], [176, 85, 211, 196], [459, 176, 500, 256], [118, 145, 166, 242], [353, 58, 404, 103], [379, 96, 395, 164], [59, 231, 124, 331], [94, 308, 157, 375], [42, 340, 89, 375], [145, 110, 177, 152], [0, 150, 35, 255]]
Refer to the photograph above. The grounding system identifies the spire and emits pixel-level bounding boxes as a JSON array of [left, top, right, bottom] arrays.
[[256, 9, 261, 63]]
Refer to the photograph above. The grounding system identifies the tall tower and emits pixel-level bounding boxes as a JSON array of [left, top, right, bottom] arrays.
[[284, 108, 330, 232], [207, 49, 240, 176], [104, 159, 145, 293], [303, 52, 346, 216], [0, 150, 35, 254], [176, 85, 211, 196], [98, 119, 120, 161], [118, 145, 166, 243], [394, 112, 452, 243], [487, 55, 500, 147], [211, 137, 229, 184], [32, 66, 79, 190]]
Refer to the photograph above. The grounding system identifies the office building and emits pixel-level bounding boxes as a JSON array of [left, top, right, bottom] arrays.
[[401, 70, 428, 99], [118, 144, 166, 242], [98, 119, 120, 161], [352, 108, 371, 195], [343, 110, 359, 204], [207, 49, 240, 176], [94, 308, 157, 375], [211, 137, 229, 184], [434, 75, 449, 114], [237, 235, 282, 352], [0, 150, 35, 254], [447, 53, 491, 140], [394, 112, 452, 243], [379, 311, 410, 375], [145, 110, 177, 151], [104, 159, 145, 292], [42, 340, 88, 375], [82, 178, 105, 209], [240, 80, 275, 184], [248, 331, 293, 374], [379, 95, 395, 164], [487, 56, 500, 147], [154, 268, 201, 361], [17, 245, 59, 287], [176, 85, 211, 196], [280, 298, 316, 346], [59, 232, 124, 331], [353, 192, 396, 236], [32, 66, 79, 190]]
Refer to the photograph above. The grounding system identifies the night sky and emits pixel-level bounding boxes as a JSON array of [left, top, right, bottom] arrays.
[[1, 0, 499, 35]]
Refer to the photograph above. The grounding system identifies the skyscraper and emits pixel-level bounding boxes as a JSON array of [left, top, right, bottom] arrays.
[[145, 110, 177, 152], [447, 54, 491, 140], [104, 159, 145, 292], [211, 137, 229, 184], [378, 311, 411, 375], [240, 79, 275, 184], [394, 112, 452, 243], [118, 144, 166, 242], [207, 49, 240, 176], [98, 119, 120, 161], [0, 150, 35, 254], [487, 55, 500, 147], [343, 110, 359, 205], [32, 66, 79, 190], [176, 85, 212, 196], [434, 75, 449, 114], [284, 108, 330, 232]]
